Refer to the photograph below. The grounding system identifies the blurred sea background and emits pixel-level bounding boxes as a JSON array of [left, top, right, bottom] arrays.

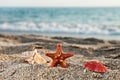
[[0, 7, 120, 40]]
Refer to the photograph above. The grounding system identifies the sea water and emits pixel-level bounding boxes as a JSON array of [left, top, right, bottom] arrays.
[[0, 7, 120, 39]]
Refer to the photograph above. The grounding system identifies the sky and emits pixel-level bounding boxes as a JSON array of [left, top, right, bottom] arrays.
[[0, 0, 120, 7]]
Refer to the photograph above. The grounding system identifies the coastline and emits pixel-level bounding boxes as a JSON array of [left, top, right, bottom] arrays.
[[0, 31, 120, 40]]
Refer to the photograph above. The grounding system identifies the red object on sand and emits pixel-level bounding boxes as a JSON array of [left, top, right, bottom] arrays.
[[46, 43, 74, 68], [84, 60, 107, 72]]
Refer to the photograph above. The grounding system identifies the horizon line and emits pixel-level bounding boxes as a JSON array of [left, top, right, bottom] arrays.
[[0, 6, 120, 8]]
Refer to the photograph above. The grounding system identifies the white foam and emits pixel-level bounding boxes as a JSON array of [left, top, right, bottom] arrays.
[[0, 22, 120, 35]]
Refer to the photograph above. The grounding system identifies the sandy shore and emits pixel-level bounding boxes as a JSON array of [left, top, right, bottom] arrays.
[[0, 34, 120, 80]]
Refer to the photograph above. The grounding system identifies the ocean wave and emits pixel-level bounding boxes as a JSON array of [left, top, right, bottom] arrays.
[[0, 22, 120, 35]]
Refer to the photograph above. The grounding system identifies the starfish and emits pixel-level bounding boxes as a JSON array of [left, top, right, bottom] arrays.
[[46, 43, 74, 68]]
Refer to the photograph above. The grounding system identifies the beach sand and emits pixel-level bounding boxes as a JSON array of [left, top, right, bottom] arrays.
[[0, 34, 120, 80]]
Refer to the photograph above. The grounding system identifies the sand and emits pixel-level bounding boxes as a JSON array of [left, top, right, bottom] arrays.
[[0, 34, 120, 80]]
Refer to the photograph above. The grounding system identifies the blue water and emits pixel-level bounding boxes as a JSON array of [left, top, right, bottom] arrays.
[[0, 7, 120, 36]]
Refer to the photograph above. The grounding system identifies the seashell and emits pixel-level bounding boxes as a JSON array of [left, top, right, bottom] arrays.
[[33, 52, 46, 64], [21, 51, 35, 59], [21, 49, 46, 64], [84, 60, 107, 73], [0, 78, 4, 80]]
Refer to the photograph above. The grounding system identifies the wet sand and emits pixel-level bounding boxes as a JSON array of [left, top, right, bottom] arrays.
[[0, 34, 120, 80]]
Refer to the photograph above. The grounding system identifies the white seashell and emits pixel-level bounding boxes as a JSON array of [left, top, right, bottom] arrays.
[[21, 51, 35, 59], [21, 49, 46, 64]]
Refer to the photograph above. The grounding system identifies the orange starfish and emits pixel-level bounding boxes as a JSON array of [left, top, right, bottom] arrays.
[[46, 43, 74, 68]]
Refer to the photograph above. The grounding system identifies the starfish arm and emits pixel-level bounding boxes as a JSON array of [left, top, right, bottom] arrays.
[[46, 53, 54, 58], [56, 44, 62, 52], [50, 59, 58, 67], [60, 61, 67, 68], [62, 53, 74, 60]]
